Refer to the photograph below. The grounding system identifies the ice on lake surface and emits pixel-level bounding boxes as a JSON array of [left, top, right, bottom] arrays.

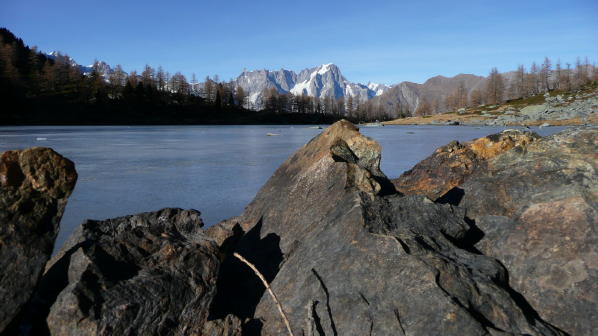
[[0, 124, 566, 251]]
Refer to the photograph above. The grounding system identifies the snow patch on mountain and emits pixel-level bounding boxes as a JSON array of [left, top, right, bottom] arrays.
[[368, 82, 389, 96], [46, 51, 114, 81], [236, 63, 387, 110]]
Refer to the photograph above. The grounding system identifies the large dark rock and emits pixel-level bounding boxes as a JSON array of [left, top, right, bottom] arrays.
[[23, 208, 228, 336], [8, 124, 592, 335], [456, 126, 598, 335], [392, 130, 539, 200], [0, 147, 77, 333], [213, 120, 562, 335]]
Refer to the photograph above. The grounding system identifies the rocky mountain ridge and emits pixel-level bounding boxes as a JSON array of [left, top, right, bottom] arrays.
[[235, 63, 389, 109], [46, 51, 112, 78], [373, 73, 487, 116]]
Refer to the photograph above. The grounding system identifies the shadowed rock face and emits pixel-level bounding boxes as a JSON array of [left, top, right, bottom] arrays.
[[392, 130, 540, 201], [213, 120, 562, 336], [23, 208, 227, 336], [0, 147, 77, 333], [7, 124, 593, 335], [457, 126, 598, 336]]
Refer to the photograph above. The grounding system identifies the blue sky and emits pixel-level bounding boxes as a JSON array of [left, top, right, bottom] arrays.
[[2, 0, 597, 84]]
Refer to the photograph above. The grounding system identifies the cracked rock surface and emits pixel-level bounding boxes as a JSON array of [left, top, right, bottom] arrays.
[[458, 126, 598, 336], [21, 208, 228, 336], [211, 120, 564, 335], [7, 122, 595, 335], [0, 147, 77, 333], [390, 126, 597, 335]]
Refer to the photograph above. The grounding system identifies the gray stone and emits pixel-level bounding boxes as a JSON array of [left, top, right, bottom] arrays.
[[215, 120, 563, 335], [0, 147, 77, 333], [394, 126, 598, 335], [459, 126, 598, 336], [25, 208, 223, 336]]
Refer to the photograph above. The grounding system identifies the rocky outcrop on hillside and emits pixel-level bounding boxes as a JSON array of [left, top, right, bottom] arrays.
[[386, 87, 598, 126], [487, 91, 598, 126], [0, 148, 77, 334]]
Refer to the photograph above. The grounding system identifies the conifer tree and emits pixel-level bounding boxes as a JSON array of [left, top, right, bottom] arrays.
[[235, 86, 246, 107], [540, 57, 552, 92], [204, 76, 214, 102], [156, 66, 166, 91], [555, 59, 562, 90]]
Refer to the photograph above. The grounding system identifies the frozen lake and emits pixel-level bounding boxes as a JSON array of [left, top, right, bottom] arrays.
[[0, 124, 565, 251]]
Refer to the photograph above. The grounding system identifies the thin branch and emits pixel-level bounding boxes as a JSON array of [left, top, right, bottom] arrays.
[[233, 252, 295, 336]]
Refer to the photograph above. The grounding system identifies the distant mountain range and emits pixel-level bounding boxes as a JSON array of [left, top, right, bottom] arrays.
[[234, 63, 389, 109], [233, 64, 508, 116], [373, 74, 488, 115], [42, 51, 505, 117]]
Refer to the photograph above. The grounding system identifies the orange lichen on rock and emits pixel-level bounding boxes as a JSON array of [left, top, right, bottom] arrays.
[[393, 130, 539, 200]]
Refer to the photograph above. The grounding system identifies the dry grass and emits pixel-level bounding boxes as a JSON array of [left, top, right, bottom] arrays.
[[383, 113, 490, 125], [385, 83, 597, 126]]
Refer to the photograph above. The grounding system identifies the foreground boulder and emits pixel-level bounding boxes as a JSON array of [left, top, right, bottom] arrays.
[[211, 120, 563, 335], [456, 127, 598, 335], [0, 147, 77, 333], [22, 208, 228, 336], [392, 129, 539, 200]]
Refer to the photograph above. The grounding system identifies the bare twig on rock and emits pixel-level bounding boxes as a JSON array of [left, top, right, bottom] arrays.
[[233, 252, 295, 336]]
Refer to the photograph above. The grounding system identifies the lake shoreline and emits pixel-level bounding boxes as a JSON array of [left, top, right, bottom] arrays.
[[1, 121, 595, 335], [0, 124, 566, 254]]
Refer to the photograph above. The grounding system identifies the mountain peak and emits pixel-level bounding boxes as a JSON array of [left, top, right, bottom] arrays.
[[316, 63, 340, 75], [234, 63, 382, 109]]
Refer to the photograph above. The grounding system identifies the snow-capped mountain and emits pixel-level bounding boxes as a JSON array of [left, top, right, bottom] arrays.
[[235, 68, 297, 108], [86, 60, 113, 78], [46, 51, 114, 80], [367, 82, 390, 96], [235, 63, 388, 109]]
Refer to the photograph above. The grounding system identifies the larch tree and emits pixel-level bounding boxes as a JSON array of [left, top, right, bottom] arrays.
[[170, 72, 189, 95], [90, 60, 106, 95], [156, 66, 166, 91], [554, 59, 562, 90], [40, 61, 56, 92], [0, 42, 19, 83], [235, 86, 246, 107], [336, 97, 345, 117], [191, 73, 198, 94], [127, 71, 139, 90], [574, 57, 588, 88], [485, 67, 505, 105], [564, 63, 572, 91], [415, 98, 432, 116], [108, 64, 126, 98], [529, 62, 540, 94], [141, 65, 155, 88], [109, 65, 126, 87], [204, 76, 214, 102], [508, 65, 526, 99], [346, 96, 354, 114], [540, 57, 552, 92]]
